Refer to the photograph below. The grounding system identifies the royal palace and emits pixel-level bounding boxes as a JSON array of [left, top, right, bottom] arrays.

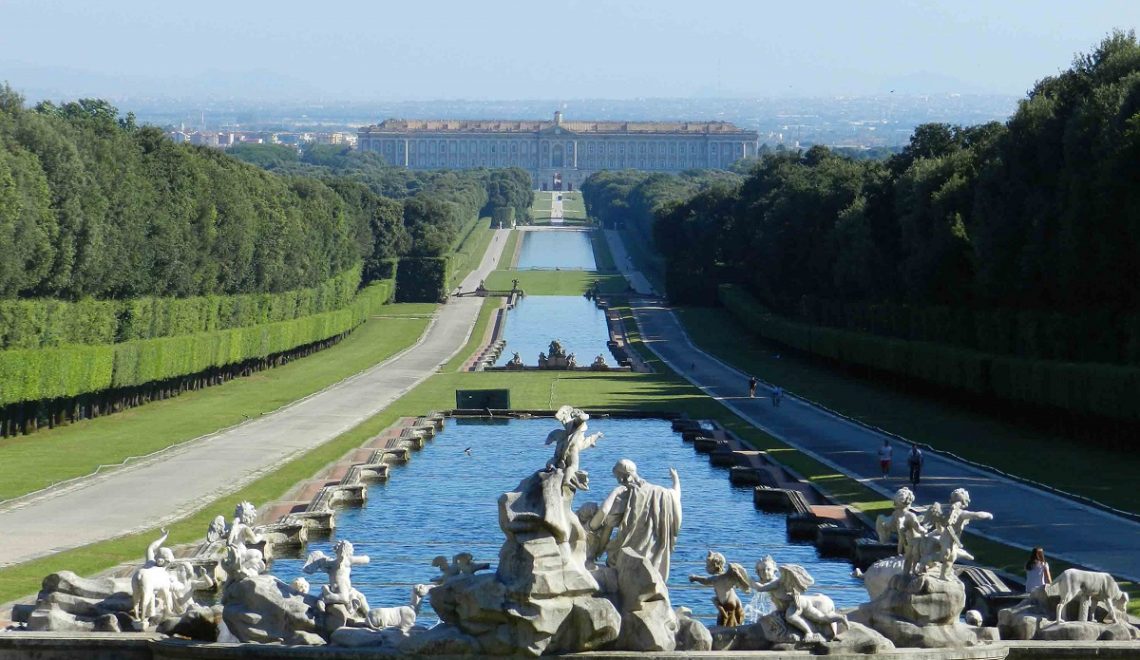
[[357, 111, 760, 189]]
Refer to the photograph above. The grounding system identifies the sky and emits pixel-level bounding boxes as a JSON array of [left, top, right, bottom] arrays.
[[2, 0, 1139, 101]]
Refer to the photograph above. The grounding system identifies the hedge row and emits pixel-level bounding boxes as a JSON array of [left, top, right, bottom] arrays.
[[0, 278, 393, 406], [796, 295, 1140, 366], [720, 285, 1140, 422], [396, 257, 451, 303], [0, 266, 364, 350]]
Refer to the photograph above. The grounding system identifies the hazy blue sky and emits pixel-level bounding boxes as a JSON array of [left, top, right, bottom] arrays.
[[2, 0, 1139, 100]]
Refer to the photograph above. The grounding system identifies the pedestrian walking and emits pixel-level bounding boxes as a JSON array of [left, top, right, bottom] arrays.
[[878, 439, 893, 478], [907, 443, 924, 488], [771, 385, 783, 407], [1024, 547, 1052, 592], [748, 376, 758, 398]]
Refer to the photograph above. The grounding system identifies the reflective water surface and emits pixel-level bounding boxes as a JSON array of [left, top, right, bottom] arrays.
[[493, 295, 610, 366], [271, 417, 864, 627], [517, 230, 596, 270]]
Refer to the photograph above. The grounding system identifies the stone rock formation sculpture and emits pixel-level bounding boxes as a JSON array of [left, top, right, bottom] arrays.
[[688, 550, 751, 627]]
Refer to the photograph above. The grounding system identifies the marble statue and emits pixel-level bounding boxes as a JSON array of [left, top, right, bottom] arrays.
[[875, 487, 926, 556], [905, 489, 992, 579], [591, 354, 608, 370], [548, 339, 566, 358], [544, 405, 603, 492], [590, 459, 682, 580], [1046, 569, 1129, 624], [689, 550, 751, 627], [223, 501, 267, 580], [753, 555, 848, 643], [366, 584, 432, 633], [431, 552, 490, 584], [302, 540, 371, 621], [997, 568, 1138, 641], [131, 529, 193, 624], [539, 339, 574, 369], [506, 352, 523, 368]]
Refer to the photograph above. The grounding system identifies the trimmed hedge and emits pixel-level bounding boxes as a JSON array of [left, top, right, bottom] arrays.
[[0, 279, 393, 406], [0, 266, 364, 350], [797, 295, 1140, 366], [720, 285, 1140, 422], [396, 257, 450, 303]]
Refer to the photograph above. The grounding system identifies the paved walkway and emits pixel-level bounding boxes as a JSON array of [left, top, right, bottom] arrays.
[[604, 229, 658, 296], [604, 232, 1140, 581], [0, 229, 510, 568], [550, 194, 564, 224], [630, 301, 1140, 582]]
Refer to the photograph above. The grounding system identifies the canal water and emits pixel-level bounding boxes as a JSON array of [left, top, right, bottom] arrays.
[[516, 230, 596, 270], [493, 295, 611, 366], [271, 417, 865, 628]]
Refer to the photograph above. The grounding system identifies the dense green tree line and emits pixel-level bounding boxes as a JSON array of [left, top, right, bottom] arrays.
[[230, 143, 533, 254], [653, 32, 1140, 366], [0, 88, 365, 299]]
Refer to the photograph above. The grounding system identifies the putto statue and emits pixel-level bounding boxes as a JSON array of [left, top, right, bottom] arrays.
[[753, 556, 848, 643], [590, 459, 682, 580], [689, 550, 751, 626], [431, 552, 491, 585], [544, 405, 603, 492], [223, 501, 267, 580], [302, 540, 372, 623], [905, 488, 992, 579], [505, 352, 524, 369], [591, 354, 608, 370]]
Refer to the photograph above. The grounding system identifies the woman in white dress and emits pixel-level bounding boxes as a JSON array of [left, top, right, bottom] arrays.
[[1024, 546, 1052, 592]]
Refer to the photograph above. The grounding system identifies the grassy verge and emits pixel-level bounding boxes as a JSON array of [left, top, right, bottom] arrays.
[[590, 230, 617, 271], [501, 230, 521, 269], [485, 270, 627, 295], [0, 308, 432, 501], [448, 217, 494, 289], [674, 307, 1140, 514]]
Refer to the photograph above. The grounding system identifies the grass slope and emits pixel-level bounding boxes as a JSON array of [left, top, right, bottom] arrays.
[[0, 308, 432, 501]]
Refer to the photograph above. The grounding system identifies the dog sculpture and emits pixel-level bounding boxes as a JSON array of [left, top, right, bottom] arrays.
[[1045, 569, 1129, 624], [365, 584, 432, 633]]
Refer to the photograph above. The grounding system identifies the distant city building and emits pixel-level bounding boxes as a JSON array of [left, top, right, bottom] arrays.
[[357, 111, 759, 188]]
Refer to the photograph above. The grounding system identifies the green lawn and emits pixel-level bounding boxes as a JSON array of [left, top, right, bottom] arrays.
[[0, 308, 432, 502], [485, 270, 627, 295], [560, 191, 587, 220], [675, 306, 1140, 514], [530, 192, 553, 219], [501, 230, 521, 268]]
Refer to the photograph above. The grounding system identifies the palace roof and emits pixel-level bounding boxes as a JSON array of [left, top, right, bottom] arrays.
[[361, 118, 753, 135]]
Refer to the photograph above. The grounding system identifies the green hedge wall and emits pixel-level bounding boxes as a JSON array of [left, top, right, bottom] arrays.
[[0, 266, 363, 350], [719, 285, 1140, 422], [396, 257, 450, 303], [0, 278, 393, 406]]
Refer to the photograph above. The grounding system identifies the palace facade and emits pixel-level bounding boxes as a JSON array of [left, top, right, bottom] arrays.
[[356, 112, 759, 189]]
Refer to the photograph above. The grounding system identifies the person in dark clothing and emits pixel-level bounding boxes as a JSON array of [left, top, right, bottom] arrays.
[[748, 376, 758, 398], [907, 443, 924, 488]]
